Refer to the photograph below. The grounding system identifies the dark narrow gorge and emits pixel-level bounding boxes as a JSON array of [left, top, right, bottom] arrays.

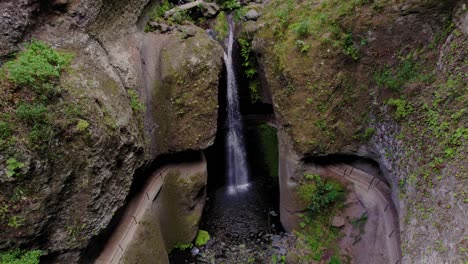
[[0, 0, 466, 264]]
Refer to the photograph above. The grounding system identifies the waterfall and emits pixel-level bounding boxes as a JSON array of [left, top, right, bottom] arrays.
[[224, 16, 249, 195]]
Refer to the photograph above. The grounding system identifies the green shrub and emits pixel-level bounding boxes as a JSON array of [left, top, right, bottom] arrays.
[[2, 40, 72, 91], [295, 40, 311, 54], [292, 19, 311, 38], [76, 119, 89, 132], [298, 173, 346, 215], [258, 123, 279, 178], [128, 90, 145, 112], [374, 58, 419, 92], [5, 158, 25, 178], [174, 242, 193, 250], [16, 104, 48, 125], [386, 99, 413, 120], [0, 121, 11, 140], [341, 33, 359, 60], [329, 255, 341, 264], [214, 11, 228, 41], [194, 230, 210, 247], [0, 249, 41, 264], [220, 0, 241, 11], [28, 124, 50, 147], [150, 0, 174, 19], [361, 127, 375, 141]]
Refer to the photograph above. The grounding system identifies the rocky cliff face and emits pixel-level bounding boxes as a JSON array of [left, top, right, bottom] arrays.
[[245, 0, 467, 262], [0, 0, 223, 262]]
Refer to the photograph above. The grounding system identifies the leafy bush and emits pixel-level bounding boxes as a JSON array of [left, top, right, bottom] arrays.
[[295, 40, 311, 54], [238, 38, 260, 102], [150, 0, 174, 19], [214, 11, 228, 41], [341, 33, 359, 60], [194, 230, 210, 247], [386, 99, 413, 120], [174, 242, 193, 250], [128, 90, 146, 112], [2, 40, 72, 92], [220, 0, 241, 11], [0, 249, 41, 264], [16, 104, 48, 125], [0, 121, 11, 140], [298, 173, 346, 215], [5, 158, 25, 178], [76, 119, 89, 132], [374, 58, 419, 92], [292, 19, 311, 38]]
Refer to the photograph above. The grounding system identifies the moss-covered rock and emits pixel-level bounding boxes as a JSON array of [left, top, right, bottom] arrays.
[[0, 44, 147, 261], [158, 166, 208, 250], [149, 26, 224, 155], [249, 0, 467, 262]]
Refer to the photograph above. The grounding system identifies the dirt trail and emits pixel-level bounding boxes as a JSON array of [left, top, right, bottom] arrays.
[[322, 164, 401, 264]]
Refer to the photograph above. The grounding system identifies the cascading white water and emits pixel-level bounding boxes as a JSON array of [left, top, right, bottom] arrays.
[[224, 16, 249, 195]]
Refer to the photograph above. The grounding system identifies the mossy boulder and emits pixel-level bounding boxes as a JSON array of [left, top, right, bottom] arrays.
[[250, 0, 467, 262], [148, 26, 224, 156]]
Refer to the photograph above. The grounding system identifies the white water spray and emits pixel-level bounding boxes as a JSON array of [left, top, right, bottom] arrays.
[[224, 16, 249, 195]]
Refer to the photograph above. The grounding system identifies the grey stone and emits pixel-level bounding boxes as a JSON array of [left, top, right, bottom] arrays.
[[245, 9, 259, 21]]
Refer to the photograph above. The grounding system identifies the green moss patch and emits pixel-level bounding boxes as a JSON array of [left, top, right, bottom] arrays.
[[195, 230, 210, 247]]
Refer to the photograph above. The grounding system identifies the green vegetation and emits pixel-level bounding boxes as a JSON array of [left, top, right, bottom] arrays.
[[295, 40, 311, 54], [0, 40, 74, 151], [0, 249, 41, 264], [298, 173, 346, 215], [257, 123, 279, 178], [271, 254, 286, 263], [214, 11, 228, 41], [128, 89, 145, 112], [295, 173, 346, 262], [2, 40, 72, 94], [238, 38, 260, 102], [351, 212, 368, 244], [219, 0, 241, 11], [76, 119, 89, 132], [374, 58, 420, 92], [267, 0, 369, 60], [194, 230, 210, 247], [174, 242, 193, 250], [150, 0, 173, 20], [386, 99, 413, 120], [341, 33, 359, 60], [5, 158, 25, 178]]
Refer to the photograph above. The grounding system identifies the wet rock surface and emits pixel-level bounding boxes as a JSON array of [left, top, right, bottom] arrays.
[[170, 157, 286, 263]]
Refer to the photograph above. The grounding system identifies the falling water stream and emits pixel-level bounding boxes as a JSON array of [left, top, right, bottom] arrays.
[[224, 16, 250, 194], [169, 15, 282, 264]]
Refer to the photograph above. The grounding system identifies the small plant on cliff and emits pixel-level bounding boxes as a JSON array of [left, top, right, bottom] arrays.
[[150, 0, 174, 19], [214, 11, 228, 41], [0, 249, 41, 264], [194, 230, 210, 247], [76, 119, 90, 132], [5, 158, 25, 178], [238, 38, 260, 102], [341, 33, 359, 60], [127, 89, 146, 113], [295, 40, 311, 54], [386, 98, 413, 120], [298, 173, 346, 215], [1, 40, 73, 98], [219, 0, 241, 11], [174, 242, 193, 250]]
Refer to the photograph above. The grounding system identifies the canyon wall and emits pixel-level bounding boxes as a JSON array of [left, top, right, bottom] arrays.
[[244, 0, 467, 262], [0, 0, 223, 262]]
